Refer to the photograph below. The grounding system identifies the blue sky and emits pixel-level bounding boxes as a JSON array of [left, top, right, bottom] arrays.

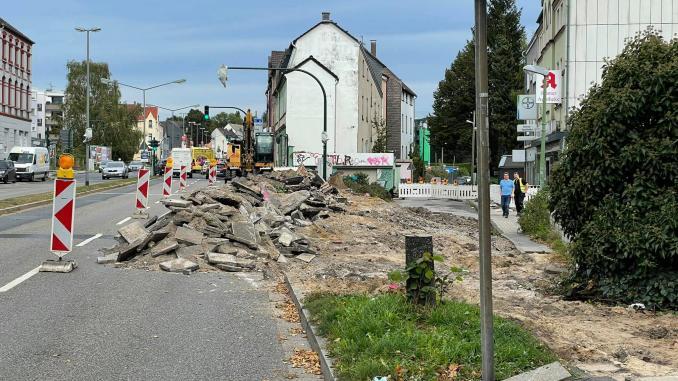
[[4, 0, 539, 120]]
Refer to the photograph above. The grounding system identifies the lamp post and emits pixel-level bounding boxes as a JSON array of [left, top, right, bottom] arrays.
[[523, 64, 550, 188], [156, 104, 199, 151], [217, 63, 335, 179], [187, 122, 198, 147], [75, 26, 100, 186], [101, 78, 186, 152]]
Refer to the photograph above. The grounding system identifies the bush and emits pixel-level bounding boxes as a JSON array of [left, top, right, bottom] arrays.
[[343, 173, 392, 201], [549, 32, 678, 309], [518, 188, 552, 241]]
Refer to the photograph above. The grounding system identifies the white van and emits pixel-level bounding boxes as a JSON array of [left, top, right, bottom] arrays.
[[170, 148, 193, 178], [8, 146, 50, 182]]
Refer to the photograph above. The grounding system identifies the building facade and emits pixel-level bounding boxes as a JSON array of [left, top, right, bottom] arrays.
[[266, 12, 416, 167], [0, 18, 33, 159], [30, 89, 64, 147], [524, 0, 678, 184]]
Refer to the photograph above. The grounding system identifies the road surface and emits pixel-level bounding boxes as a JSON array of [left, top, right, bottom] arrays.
[[0, 171, 125, 201], [0, 177, 289, 380]]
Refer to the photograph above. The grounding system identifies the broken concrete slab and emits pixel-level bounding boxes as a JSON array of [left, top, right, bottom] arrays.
[[118, 221, 148, 244], [97, 253, 118, 264], [295, 253, 316, 263], [281, 190, 311, 215], [116, 238, 146, 262], [175, 226, 204, 245], [228, 221, 259, 248], [161, 198, 192, 208], [159, 257, 199, 273], [150, 238, 179, 257], [214, 264, 245, 272], [143, 215, 158, 228], [278, 230, 300, 247], [173, 210, 193, 225], [176, 244, 205, 259], [502, 362, 570, 381], [205, 252, 237, 265]]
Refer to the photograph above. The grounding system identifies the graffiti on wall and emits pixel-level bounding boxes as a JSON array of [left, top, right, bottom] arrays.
[[292, 152, 394, 168]]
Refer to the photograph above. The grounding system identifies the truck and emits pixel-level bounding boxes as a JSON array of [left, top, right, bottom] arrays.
[[8, 146, 50, 182], [170, 148, 192, 178], [190, 147, 215, 173]]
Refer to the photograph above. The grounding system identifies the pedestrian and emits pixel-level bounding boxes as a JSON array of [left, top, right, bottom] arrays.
[[499, 172, 514, 218], [513, 172, 527, 215]]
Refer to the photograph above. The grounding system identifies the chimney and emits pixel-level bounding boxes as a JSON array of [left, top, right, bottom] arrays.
[[321, 12, 331, 22], [370, 40, 377, 56]]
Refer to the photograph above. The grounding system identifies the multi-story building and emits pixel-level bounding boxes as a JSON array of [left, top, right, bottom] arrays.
[[30, 89, 64, 147], [0, 18, 34, 158], [524, 0, 678, 183], [414, 118, 431, 165], [266, 12, 416, 167]]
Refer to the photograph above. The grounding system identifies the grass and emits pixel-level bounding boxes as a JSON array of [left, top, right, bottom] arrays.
[[0, 177, 137, 211], [305, 293, 555, 381]]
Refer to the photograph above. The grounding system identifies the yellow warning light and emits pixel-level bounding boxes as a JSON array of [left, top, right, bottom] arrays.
[[210, 159, 217, 166], [166, 157, 174, 168], [57, 154, 75, 179]]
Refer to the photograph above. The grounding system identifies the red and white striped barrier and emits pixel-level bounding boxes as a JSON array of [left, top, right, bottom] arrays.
[[162, 166, 172, 197], [136, 168, 150, 210], [208, 164, 216, 184], [179, 165, 187, 191], [50, 178, 76, 256]]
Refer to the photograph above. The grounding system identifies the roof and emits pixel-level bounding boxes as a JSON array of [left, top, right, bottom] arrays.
[[0, 18, 34, 44], [126, 104, 159, 121], [294, 56, 338, 81], [361, 45, 416, 97], [292, 19, 361, 46]]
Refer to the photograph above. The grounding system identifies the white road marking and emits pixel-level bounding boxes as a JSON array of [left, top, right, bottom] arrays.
[[116, 217, 132, 225], [154, 200, 160, 204], [0, 266, 40, 293], [76, 233, 102, 247]]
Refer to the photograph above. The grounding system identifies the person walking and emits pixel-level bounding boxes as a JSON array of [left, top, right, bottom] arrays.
[[513, 172, 527, 215], [499, 172, 514, 218]]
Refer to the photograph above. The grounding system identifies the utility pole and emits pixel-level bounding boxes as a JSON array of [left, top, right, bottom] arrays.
[[467, 112, 477, 190], [75, 27, 100, 186], [474, 1, 494, 380]]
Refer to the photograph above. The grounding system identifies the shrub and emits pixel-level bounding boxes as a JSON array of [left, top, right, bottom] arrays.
[[549, 32, 678, 309], [343, 172, 392, 201]]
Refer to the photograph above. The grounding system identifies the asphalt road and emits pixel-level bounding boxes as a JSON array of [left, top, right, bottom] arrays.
[[0, 171, 126, 201], [0, 178, 288, 380]]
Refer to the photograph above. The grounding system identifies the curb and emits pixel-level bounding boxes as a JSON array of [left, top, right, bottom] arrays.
[[283, 273, 336, 381], [0, 179, 139, 216]]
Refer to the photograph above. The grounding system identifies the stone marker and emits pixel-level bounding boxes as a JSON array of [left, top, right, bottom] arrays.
[[175, 226, 204, 245], [118, 221, 148, 244], [502, 361, 570, 381], [150, 238, 179, 257], [295, 253, 316, 263], [159, 258, 199, 273]]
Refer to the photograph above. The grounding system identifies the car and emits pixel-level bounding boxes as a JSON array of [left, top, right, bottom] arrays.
[[102, 161, 129, 179], [0, 160, 17, 184], [128, 161, 144, 171], [215, 163, 227, 178], [98, 160, 110, 173]]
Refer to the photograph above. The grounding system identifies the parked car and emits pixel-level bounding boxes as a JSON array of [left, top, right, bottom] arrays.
[[102, 161, 129, 179], [8, 146, 49, 181], [0, 160, 17, 184], [215, 162, 227, 178], [98, 160, 110, 173], [128, 161, 144, 171]]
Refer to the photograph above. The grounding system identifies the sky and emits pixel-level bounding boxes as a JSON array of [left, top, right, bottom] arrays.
[[4, 0, 539, 120]]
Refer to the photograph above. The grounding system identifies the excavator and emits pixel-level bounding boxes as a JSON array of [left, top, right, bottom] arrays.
[[225, 109, 274, 178]]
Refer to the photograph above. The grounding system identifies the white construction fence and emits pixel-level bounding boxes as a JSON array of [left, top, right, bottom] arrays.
[[398, 183, 540, 206]]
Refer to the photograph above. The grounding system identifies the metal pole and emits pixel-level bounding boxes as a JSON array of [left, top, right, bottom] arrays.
[[474, 0, 494, 379], [85, 31, 90, 186], [540, 77, 548, 187], [471, 111, 476, 190], [142, 90, 146, 152]]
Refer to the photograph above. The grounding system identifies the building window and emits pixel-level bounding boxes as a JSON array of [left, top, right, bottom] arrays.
[[37, 118, 42, 126], [148, 120, 153, 129], [37, 103, 42, 111]]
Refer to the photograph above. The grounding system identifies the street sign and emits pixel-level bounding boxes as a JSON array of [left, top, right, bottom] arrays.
[[517, 124, 537, 133], [512, 149, 526, 162], [517, 95, 537, 120], [535, 70, 562, 104], [517, 135, 538, 141], [140, 150, 150, 162]]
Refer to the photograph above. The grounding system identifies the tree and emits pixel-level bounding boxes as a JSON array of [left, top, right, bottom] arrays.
[[371, 113, 388, 152], [550, 32, 678, 308], [487, 0, 527, 169], [428, 41, 475, 164], [62, 61, 142, 163], [428, 0, 526, 169]]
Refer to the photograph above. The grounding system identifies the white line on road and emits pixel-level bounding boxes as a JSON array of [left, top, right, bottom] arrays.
[[76, 233, 102, 247], [0, 266, 40, 293], [116, 217, 132, 225]]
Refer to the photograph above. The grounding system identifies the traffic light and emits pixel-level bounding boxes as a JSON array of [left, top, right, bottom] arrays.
[[203, 106, 210, 121], [149, 138, 159, 151]]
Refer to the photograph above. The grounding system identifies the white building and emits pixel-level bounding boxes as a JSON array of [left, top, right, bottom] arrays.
[[0, 18, 34, 159], [30, 89, 64, 146], [524, 0, 678, 183], [211, 123, 242, 158], [267, 12, 416, 167]]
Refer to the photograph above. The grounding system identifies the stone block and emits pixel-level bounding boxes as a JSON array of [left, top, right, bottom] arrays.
[[281, 190, 311, 215], [295, 253, 316, 263], [159, 258, 199, 273], [176, 244, 206, 259], [228, 221, 259, 248], [118, 221, 148, 244], [161, 198, 192, 208], [278, 230, 300, 247], [502, 362, 570, 381], [175, 226, 204, 245], [150, 238, 179, 257], [97, 253, 118, 264]]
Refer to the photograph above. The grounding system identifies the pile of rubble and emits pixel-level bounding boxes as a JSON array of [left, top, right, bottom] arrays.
[[97, 169, 345, 273]]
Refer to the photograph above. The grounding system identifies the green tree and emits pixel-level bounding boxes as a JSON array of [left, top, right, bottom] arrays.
[[428, 41, 475, 163], [488, 0, 527, 169], [62, 60, 142, 163], [371, 113, 388, 152], [550, 32, 678, 309]]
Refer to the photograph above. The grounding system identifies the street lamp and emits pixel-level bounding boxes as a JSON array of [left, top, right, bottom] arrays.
[[75, 26, 100, 186], [523, 64, 550, 188], [217, 63, 336, 179], [156, 104, 199, 150]]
